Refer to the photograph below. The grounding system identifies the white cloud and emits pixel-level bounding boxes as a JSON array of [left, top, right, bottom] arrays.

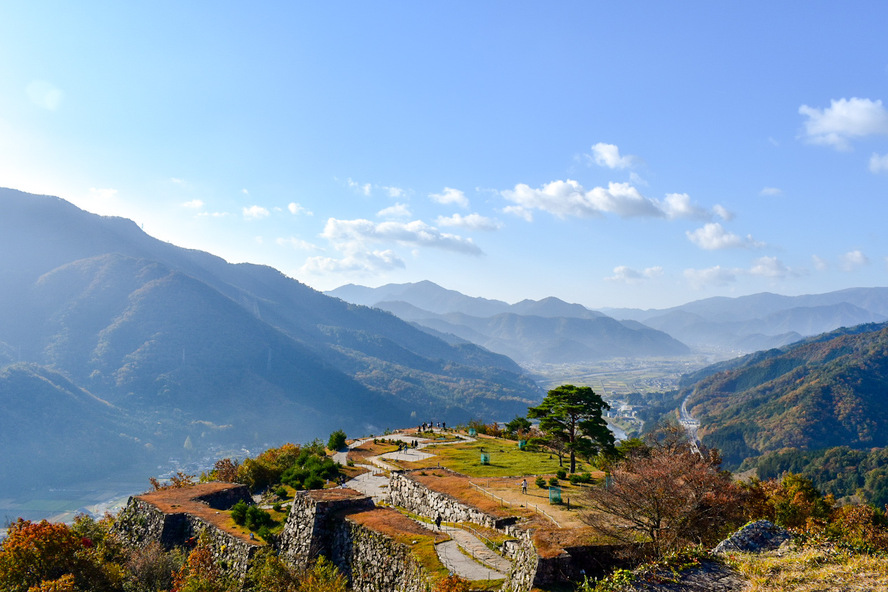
[[799, 97, 888, 150], [588, 142, 637, 169], [301, 250, 405, 274], [276, 237, 321, 251], [502, 179, 721, 221], [288, 202, 313, 216], [502, 180, 596, 218], [347, 178, 373, 196], [686, 222, 763, 250], [606, 266, 663, 283], [662, 193, 710, 220], [382, 185, 405, 198], [242, 205, 270, 220], [629, 172, 648, 187], [812, 255, 828, 271], [430, 187, 469, 208], [760, 187, 783, 197], [749, 256, 791, 278], [170, 177, 186, 185], [181, 199, 204, 209], [841, 249, 869, 271], [684, 265, 737, 289], [869, 153, 888, 173], [712, 205, 734, 221], [503, 205, 533, 222], [502, 180, 661, 219], [321, 218, 483, 255], [197, 211, 229, 218], [241, 188, 250, 196], [588, 183, 664, 217], [377, 203, 412, 219], [26, 80, 63, 111], [436, 213, 502, 231]]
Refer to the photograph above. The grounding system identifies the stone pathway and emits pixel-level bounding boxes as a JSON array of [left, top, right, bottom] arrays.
[[442, 525, 511, 575], [338, 430, 510, 581]]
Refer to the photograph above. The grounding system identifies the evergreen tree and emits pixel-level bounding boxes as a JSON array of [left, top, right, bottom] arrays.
[[527, 384, 614, 473]]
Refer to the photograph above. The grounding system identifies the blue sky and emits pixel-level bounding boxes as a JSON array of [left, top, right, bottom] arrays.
[[2, 2, 887, 309]]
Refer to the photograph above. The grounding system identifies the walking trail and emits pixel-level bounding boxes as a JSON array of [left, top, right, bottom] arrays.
[[335, 430, 508, 581]]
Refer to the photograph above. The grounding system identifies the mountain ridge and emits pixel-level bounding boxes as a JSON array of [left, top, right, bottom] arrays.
[[0, 187, 542, 495]]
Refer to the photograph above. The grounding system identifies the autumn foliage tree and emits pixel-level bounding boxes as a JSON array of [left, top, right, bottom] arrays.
[[582, 429, 745, 558], [171, 541, 234, 592], [0, 518, 123, 592]]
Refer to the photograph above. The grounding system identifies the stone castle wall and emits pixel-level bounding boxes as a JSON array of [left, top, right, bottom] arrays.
[[330, 516, 431, 592], [113, 474, 617, 592], [114, 496, 258, 583], [389, 468, 510, 529]]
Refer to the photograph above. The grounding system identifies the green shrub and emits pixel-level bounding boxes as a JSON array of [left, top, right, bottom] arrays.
[[328, 429, 347, 451], [549, 476, 559, 486], [257, 525, 273, 542], [570, 472, 593, 485], [304, 474, 325, 490], [556, 469, 567, 480], [535, 476, 547, 488], [274, 486, 288, 499], [230, 500, 248, 525], [245, 505, 274, 531]]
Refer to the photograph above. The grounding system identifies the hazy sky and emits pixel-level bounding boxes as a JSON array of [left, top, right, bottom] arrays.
[[2, 2, 887, 309]]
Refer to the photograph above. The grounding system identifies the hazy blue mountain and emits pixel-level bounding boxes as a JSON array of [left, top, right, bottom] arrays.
[[509, 297, 605, 319], [328, 281, 686, 362], [0, 363, 147, 490], [329, 281, 512, 317], [0, 188, 542, 494], [606, 291, 888, 352], [329, 282, 606, 319], [370, 303, 689, 363]]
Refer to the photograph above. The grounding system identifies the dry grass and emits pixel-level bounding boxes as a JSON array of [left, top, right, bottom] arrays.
[[409, 470, 530, 520], [348, 440, 401, 463], [728, 545, 888, 591], [136, 483, 262, 545], [405, 470, 609, 557]]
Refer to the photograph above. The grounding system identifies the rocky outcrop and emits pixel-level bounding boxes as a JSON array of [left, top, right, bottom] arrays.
[[622, 560, 747, 592], [713, 520, 792, 555]]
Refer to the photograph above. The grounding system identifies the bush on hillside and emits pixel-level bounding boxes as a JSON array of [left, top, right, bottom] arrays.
[[328, 429, 347, 451]]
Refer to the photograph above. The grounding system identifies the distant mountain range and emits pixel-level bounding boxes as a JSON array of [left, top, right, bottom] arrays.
[[329, 282, 888, 358], [327, 282, 690, 363], [0, 188, 542, 494], [606, 291, 888, 353]]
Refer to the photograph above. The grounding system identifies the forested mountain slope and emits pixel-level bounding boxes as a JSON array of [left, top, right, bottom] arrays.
[[0, 188, 542, 493], [682, 322, 888, 468]]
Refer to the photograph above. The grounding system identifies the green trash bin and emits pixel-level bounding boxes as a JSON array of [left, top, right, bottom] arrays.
[[480, 452, 490, 465], [518, 439, 527, 450], [468, 428, 477, 436], [549, 485, 562, 504]]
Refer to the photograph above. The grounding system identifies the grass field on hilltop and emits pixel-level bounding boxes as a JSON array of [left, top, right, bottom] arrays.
[[402, 434, 597, 478]]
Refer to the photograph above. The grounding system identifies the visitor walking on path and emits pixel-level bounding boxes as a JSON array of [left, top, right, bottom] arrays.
[[521, 479, 527, 494]]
